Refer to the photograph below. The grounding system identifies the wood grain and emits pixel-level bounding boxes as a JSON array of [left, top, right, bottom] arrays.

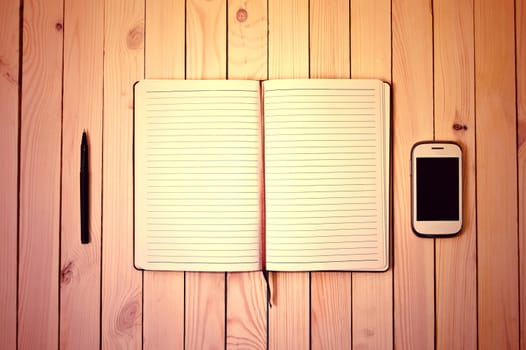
[[269, 272, 309, 350], [60, 0, 103, 348], [102, 0, 144, 348], [185, 0, 227, 348], [517, 0, 526, 349], [310, 273, 351, 349], [350, 1, 393, 349], [433, 0, 477, 349], [0, 0, 19, 348], [145, 0, 186, 79], [226, 273, 267, 349], [143, 273, 185, 350], [226, 0, 268, 349], [186, 0, 226, 79], [268, 1, 310, 348], [392, 0, 435, 349], [227, 0, 267, 80], [185, 272, 226, 349], [308, 0, 352, 348], [309, 0, 350, 78], [474, 0, 519, 348], [143, 0, 185, 348], [268, 0, 309, 80], [18, 0, 63, 348]]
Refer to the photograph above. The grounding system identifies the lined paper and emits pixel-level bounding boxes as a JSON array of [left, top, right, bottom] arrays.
[[263, 79, 390, 271], [134, 80, 262, 271]]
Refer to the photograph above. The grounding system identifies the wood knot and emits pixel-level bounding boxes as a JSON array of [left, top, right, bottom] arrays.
[[61, 261, 74, 285], [452, 123, 468, 131], [127, 26, 144, 50], [117, 301, 140, 331], [236, 8, 248, 22], [0, 58, 17, 85], [55, 22, 63, 31], [363, 328, 375, 337]]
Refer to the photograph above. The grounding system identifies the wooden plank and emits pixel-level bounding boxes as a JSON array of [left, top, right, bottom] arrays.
[[143, 273, 185, 350], [226, 273, 267, 349], [186, 0, 226, 78], [309, 0, 352, 349], [18, 0, 63, 348], [392, 0, 435, 349], [0, 0, 19, 348], [60, 0, 103, 348], [185, 272, 226, 349], [349, 0, 393, 349], [517, 0, 526, 349], [143, 0, 185, 348], [310, 273, 351, 350], [185, 0, 227, 348], [145, 0, 186, 78], [474, 0, 519, 349], [433, 0, 477, 349], [102, 0, 144, 348], [268, 272, 309, 350], [268, 0, 309, 80], [226, 0, 268, 349], [227, 0, 267, 79], [309, 0, 350, 78], [268, 0, 310, 349]]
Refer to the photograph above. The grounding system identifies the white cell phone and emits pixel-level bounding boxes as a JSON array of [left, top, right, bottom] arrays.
[[411, 141, 463, 237]]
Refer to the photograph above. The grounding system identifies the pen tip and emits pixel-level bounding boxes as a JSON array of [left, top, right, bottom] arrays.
[[82, 131, 87, 143]]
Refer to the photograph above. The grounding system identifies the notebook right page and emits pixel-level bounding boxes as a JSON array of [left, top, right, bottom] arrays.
[[263, 79, 390, 271]]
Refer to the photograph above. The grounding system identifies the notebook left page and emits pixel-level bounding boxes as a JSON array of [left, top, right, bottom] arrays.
[[134, 80, 263, 271]]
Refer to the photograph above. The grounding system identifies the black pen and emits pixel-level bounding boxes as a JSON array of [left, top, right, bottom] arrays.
[[80, 131, 89, 244]]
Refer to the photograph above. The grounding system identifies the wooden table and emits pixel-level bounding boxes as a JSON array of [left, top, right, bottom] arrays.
[[0, 0, 524, 349]]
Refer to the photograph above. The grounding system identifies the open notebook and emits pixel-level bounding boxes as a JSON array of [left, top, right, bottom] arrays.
[[134, 79, 390, 272]]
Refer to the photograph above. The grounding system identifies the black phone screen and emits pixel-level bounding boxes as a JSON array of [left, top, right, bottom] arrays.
[[416, 157, 459, 221]]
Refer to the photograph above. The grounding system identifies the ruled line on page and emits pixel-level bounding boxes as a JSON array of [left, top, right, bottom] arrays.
[[147, 248, 260, 252], [267, 259, 379, 265], [145, 88, 257, 93], [148, 100, 258, 106], [263, 93, 376, 99]]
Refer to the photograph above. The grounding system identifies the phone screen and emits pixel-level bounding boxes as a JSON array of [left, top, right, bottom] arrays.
[[416, 157, 459, 221]]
